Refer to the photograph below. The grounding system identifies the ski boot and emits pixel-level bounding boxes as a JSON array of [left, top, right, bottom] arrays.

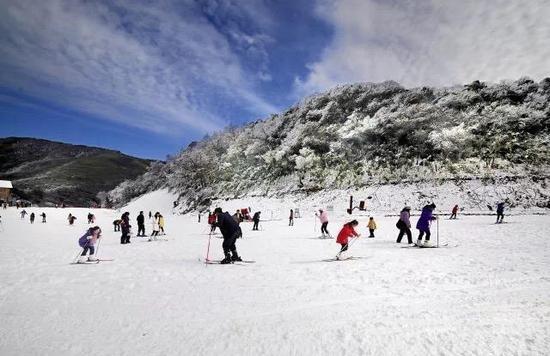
[[415, 239, 423, 247], [220, 254, 233, 264], [423, 240, 433, 247], [77, 255, 88, 264], [88, 255, 98, 262], [231, 253, 242, 262]]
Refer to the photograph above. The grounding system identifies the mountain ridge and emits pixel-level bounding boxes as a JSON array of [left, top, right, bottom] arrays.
[[108, 78, 550, 211], [0, 137, 153, 206]]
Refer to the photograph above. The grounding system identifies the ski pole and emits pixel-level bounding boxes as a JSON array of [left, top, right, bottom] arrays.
[[95, 236, 102, 258], [205, 231, 212, 262], [436, 214, 440, 248]]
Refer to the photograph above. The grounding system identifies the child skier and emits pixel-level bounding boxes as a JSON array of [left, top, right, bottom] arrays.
[[30, 212, 35, 224], [336, 220, 360, 260], [77, 226, 102, 263], [367, 217, 377, 238], [40, 212, 46, 223]]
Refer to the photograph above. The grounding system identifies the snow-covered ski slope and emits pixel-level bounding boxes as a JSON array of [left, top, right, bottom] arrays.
[[1, 194, 549, 355]]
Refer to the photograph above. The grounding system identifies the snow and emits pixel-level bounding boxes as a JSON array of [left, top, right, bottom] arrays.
[[1, 197, 549, 355]]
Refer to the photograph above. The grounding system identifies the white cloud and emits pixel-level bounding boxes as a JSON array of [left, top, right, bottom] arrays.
[[0, 0, 278, 135], [297, 0, 550, 94]]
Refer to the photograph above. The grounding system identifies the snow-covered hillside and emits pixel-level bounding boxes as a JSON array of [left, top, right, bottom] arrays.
[[108, 78, 550, 212], [1, 200, 549, 355]]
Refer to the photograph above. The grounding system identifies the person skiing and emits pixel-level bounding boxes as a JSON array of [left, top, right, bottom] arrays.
[[20, 209, 27, 219], [213, 207, 242, 264], [120, 212, 131, 244], [336, 220, 360, 260], [113, 219, 121, 232], [252, 211, 261, 231], [137, 211, 146, 236], [316, 209, 331, 238], [367, 217, 377, 238], [450, 205, 459, 219], [208, 212, 216, 233], [68, 214, 77, 225], [150, 212, 160, 240], [40, 212, 46, 223], [159, 214, 165, 235], [496, 202, 505, 223], [148, 211, 152, 219], [87, 212, 95, 224], [416, 203, 437, 246], [289, 209, 294, 226], [396, 206, 413, 244], [29, 212, 35, 224], [77, 226, 102, 263]]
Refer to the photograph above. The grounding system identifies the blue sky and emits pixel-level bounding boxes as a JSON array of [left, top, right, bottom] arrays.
[[1, 0, 549, 159]]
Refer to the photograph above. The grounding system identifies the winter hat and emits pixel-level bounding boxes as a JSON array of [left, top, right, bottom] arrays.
[[214, 207, 223, 214], [404, 206, 411, 210], [430, 203, 436, 209]]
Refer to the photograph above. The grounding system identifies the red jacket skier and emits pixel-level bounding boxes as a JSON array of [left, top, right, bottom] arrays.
[[336, 220, 360, 259]]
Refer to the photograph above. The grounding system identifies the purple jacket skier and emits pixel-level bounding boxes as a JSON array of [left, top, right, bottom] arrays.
[[416, 203, 436, 245], [78, 226, 101, 263]]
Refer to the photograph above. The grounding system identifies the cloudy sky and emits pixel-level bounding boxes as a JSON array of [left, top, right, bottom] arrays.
[[1, 0, 548, 159]]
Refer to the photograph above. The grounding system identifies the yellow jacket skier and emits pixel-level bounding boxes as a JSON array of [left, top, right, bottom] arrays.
[[367, 217, 377, 238]]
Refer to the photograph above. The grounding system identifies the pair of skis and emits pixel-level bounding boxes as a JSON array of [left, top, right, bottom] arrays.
[[71, 258, 114, 265], [200, 258, 255, 265]]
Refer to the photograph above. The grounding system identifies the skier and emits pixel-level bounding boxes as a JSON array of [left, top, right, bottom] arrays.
[[450, 205, 459, 219], [496, 202, 505, 223], [68, 214, 77, 225], [113, 219, 121, 232], [137, 211, 146, 236], [150, 212, 160, 240], [40, 212, 46, 223], [289, 209, 294, 226], [232, 210, 241, 224], [87, 212, 95, 224], [20, 209, 27, 219], [120, 212, 131, 244], [159, 214, 165, 235], [198, 213, 201, 223], [416, 203, 437, 246], [367, 217, 377, 238], [252, 211, 261, 230], [148, 211, 152, 219], [213, 207, 242, 264], [77, 226, 102, 263], [336, 220, 360, 260], [30, 212, 35, 224], [316, 209, 331, 238], [396, 206, 413, 244], [208, 212, 216, 233]]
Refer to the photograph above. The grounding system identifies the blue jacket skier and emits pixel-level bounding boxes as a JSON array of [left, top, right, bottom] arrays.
[[416, 203, 437, 246]]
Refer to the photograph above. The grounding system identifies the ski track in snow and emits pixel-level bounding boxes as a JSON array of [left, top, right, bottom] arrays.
[[0, 202, 549, 355]]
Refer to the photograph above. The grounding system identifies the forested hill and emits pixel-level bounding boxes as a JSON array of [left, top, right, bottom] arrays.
[[0, 137, 152, 206], [109, 78, 550, 210]]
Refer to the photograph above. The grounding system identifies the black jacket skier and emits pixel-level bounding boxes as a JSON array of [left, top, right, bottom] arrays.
[[121, 212, 131, 244], [214, 207, 242, 263], [252, 211, 261, 230], [137, 211, 145, 236]]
